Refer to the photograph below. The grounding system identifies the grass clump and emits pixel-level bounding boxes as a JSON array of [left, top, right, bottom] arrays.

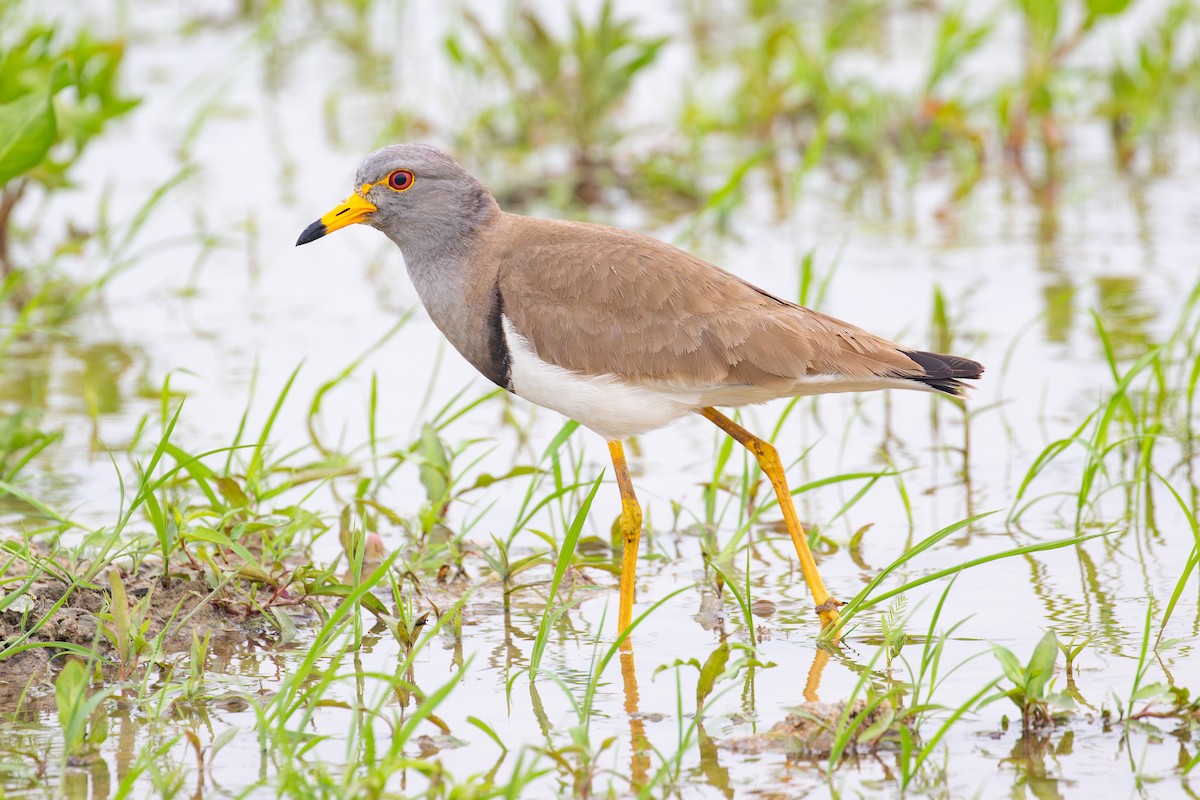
[[446, 0, 672, 208]]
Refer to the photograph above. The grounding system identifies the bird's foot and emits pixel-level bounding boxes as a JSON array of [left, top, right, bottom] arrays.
[[814, 598, 844, 615]]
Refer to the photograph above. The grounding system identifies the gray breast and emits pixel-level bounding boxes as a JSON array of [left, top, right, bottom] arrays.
[[402, 249, 513, 392]]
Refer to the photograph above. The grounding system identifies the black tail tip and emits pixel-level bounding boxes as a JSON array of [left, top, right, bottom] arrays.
[[901, 350, 984, 396]]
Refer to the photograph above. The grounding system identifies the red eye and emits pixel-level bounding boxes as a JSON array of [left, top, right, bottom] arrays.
[[387, 169, 414, 191]]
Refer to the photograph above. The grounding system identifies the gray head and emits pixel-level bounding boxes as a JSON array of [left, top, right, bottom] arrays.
[[296, 144, 498, 257]]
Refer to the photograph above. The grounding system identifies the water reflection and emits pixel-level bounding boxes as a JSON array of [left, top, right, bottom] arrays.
[[1042, 281, 1075, 344], [1095, 276, 1154, 360], [620, 648, 650, 788], [804, 647, 831, 703], [59, 758, 111, 800], [1002, 730, 1074, 800], [0, 323, 145, 509], [694, 718, 734, 798], [1, 334, 141, 419]]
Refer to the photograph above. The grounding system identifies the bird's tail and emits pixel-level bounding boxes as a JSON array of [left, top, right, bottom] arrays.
[[900, 350, 984, 396]]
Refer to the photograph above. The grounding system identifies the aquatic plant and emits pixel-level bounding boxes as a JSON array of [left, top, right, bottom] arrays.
[[0, 4, 137, 297], [987, 629, 1073, 731], [445, 0, 668, 206]]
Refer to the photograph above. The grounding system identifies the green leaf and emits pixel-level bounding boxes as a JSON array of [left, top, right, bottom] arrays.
[[216, 477, 251, 510], [184, 525, 257, 566], [466, 716, 507, 753], [528, 472, 603, 679], [1086, 0, 1133, 18], [857, 702, 897, 745], [1047, 692, 1076, 711], [993, 645, 1025, 688], [209, 727, 239, 757], [417, 423, 450, 505], [653, 657, 701, 678], [270, 609, 297, 647], [303, 580, 390, 619], [108, 570, 132, 654], [87, 706, 109, 746], [0, 82, 57, 185], [55, 658, 87, 752], [1024, 629, 1059, 700], [463, 466, 538, 492], [1131, 682, 1170, 703], [696, 641, 730, 712]]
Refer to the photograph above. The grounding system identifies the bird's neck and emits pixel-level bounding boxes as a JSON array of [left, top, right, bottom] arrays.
[[392, 198, 507, 386], [388, 187, 500, 270]]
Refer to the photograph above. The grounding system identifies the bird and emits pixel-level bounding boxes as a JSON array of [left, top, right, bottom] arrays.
[[296, 144, 983, 636]]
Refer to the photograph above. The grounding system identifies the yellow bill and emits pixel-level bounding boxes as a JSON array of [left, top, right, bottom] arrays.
[[296, 188, 377, 245]]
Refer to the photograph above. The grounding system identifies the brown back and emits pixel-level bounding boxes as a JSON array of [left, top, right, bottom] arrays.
[[489, 214, 925, 389]]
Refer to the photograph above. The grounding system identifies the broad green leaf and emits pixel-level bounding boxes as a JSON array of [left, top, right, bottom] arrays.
[[417, 423, 450, 505], [1047, 692, 1076, 711], [108, 570, 131, 652], [0, 86, 57, 185], [1131, 682, 1170, 703], [216, 477, 251, 510], [1024, 629, 1059, 699], [209, 727, 239, 757], [87, 706, 109, 745], [55, 658, 87, 751], [696, 641, 730, 712], [234, 563, 274, 585], [993, 645, 1025, 688]]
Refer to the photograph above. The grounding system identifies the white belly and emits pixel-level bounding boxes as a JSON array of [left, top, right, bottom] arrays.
[[503, 318, 699, 440], [501, 318, 930, 440]]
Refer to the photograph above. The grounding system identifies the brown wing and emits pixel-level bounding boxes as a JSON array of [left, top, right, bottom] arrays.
[[493, 216, 926, 389]]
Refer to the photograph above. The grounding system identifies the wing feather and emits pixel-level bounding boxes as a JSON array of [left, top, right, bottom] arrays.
[[493, 216, 926, 390]]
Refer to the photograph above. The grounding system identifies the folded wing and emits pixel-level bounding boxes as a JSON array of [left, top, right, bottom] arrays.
[[496, 217, 980, 395]]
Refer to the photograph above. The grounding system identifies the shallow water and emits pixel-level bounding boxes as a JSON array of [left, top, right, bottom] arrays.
[[2, 1, 1200, 797]]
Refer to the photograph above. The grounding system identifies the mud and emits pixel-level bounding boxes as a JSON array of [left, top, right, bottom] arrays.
[[0, 552, 270, 700], [720, 700, 894, 757]]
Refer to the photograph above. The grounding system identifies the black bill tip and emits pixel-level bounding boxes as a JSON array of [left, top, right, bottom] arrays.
[[296, 220, 327, 246]]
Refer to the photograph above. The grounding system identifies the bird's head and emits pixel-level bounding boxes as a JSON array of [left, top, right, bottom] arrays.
[[296, 144, 495, 251]]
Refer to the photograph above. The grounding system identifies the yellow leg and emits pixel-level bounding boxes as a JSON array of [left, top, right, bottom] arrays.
[[699, 407, 842, 631], [608, 440, 642, 640], [620, 648, 650, 786]]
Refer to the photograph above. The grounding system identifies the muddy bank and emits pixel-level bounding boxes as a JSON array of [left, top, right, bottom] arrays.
[[0, 554, 274, 700]]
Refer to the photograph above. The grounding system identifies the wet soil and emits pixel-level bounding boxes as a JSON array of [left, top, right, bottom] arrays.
[[0, 551, 270, 703], [721, 700, 894, 757]]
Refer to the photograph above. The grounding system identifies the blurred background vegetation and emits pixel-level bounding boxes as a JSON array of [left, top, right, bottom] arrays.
[[2, 0, 1198, 309]]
